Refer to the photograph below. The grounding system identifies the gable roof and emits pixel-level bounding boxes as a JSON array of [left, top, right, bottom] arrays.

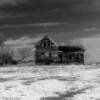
[[35, 35, 58, 47]]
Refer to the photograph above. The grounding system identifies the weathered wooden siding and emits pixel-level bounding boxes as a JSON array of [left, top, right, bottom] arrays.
[[35, 35, 85, 65]]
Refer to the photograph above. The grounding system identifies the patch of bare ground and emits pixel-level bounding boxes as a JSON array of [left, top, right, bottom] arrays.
[[22, 76, 77, 86], [34, 76, 78, 82], [0, 77, 14, 82], [41, 86, 93, 100], [22, 80, 35, 85], [5, 85, 16, 90]]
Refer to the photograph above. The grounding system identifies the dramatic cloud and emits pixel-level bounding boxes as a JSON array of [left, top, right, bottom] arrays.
[[0, 0, 100, 12], [0, 22, 68, 28], [0, 0, 26, 6], [3, 36, 42, 47], [2, 35, 40, 60], [83, 27, 98, 32]]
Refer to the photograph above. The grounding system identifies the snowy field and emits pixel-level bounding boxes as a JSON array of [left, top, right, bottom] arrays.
[[0, 64, 100, 100]]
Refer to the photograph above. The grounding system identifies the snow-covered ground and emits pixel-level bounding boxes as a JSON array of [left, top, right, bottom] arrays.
[[0, 64, 100, 100]]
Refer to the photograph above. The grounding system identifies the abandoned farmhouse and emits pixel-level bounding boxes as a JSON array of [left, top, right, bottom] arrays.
[[0, 35, 85, 65], [35, 35, 85, 64]]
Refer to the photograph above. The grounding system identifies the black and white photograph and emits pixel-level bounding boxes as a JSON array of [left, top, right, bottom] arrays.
[[0, 0, 100, 100]]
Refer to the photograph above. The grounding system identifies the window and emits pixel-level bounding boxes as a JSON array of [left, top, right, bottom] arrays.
[[41, 52, 44, 55], [47, 41, 51, 47], [43, 40, 51, 47], [43, 41, 46, 47]]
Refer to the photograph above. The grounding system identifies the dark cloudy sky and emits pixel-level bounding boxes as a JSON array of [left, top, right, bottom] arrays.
[[0, 0, 100, 40]]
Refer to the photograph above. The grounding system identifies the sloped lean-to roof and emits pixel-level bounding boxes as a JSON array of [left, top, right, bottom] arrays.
[[59, 46, 85, 52]]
